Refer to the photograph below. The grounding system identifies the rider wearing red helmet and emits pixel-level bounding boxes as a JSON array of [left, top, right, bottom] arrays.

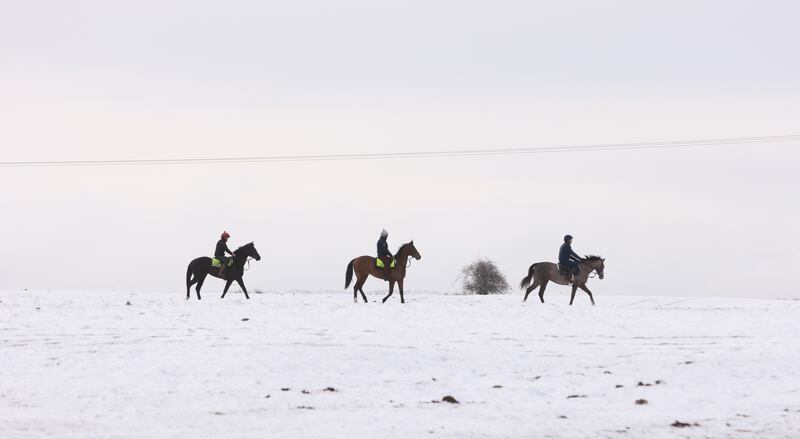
[[215, 231, 234, 276]]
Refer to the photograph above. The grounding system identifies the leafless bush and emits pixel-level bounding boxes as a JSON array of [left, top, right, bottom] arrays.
[[458, 258, 510, 295]]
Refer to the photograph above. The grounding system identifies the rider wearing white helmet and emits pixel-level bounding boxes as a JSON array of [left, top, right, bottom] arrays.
[[377, 229, 393, 260]]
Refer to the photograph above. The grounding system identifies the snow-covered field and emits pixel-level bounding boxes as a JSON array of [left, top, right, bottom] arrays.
[[1, 290, 798, 438]]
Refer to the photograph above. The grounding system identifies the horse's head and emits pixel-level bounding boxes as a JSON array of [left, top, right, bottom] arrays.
[[399, 240, 421, 261], [237, 242, 261, 261], [407, 240, 421, 260], [584, 255, 605, 279]]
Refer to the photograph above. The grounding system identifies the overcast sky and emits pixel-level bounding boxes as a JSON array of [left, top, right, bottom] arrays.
[[1, 0, 798, 298]]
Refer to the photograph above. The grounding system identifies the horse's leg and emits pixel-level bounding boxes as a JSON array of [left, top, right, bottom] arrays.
[[195, 274, 206, 300], [398, 279, 405, 304], [524, 280, 540, 302], [352, 270, 359, 303], [538, 280, 549, 303], [569, 284, 579, 305], [354, 275, 368, 303], [579, 285, 596, 306], [221, 280, 234, 299], [382, 280, 395, 303], [187, 274, 197, 300], [236, 278, 250, 300]]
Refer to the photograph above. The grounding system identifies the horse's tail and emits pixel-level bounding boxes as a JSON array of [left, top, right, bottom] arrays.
[[344, 259, 355, 289], [519, 263, 538, 290], [186, 264, 193, 290]]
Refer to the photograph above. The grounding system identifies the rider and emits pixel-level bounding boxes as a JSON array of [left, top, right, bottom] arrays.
[[215, 231, 235, 276], [559, 235, 583, 282], [377, 229, 393, 270]]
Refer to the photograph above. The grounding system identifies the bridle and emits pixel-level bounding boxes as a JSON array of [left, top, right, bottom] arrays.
[[584, 260, 603, 279], [398, 244, 419, 268], [405, 251, 420, 269], [234, 251, 257, 272]]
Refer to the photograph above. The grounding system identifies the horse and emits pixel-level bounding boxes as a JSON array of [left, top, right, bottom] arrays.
[[519, 256, 605, 305], [344, 241, 422, 304], [185, 242, 261, 300]]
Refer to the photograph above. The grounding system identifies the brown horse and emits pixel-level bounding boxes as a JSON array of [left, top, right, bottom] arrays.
[[519, 256, 605, 305], [345, 241, 422, 304]]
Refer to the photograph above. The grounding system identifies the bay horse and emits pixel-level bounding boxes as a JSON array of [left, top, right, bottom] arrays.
[[344, 241, 422, 304], [185, 242, 261, 300], [519, 256, 605, 305]]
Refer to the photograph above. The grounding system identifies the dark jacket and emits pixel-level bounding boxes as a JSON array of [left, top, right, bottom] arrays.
[[559, 243, 581, 265], [377, 237, 393, 258], [215, 239, 234, 258]]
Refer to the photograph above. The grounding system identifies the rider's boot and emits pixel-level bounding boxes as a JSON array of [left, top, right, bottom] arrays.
[[380, 257, 390, 281]]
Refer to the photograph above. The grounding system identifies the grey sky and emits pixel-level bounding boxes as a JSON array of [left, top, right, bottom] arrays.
[[1, 1, 798, 297]]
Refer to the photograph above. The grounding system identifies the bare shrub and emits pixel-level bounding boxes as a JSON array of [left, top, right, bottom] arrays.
[[458, 258, 510, 295]]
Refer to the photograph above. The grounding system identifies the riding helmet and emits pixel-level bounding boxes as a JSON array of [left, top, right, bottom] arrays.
[[564, 234, 573, 242], [381, 229, 389, 237], [221, 231, 231, 239]]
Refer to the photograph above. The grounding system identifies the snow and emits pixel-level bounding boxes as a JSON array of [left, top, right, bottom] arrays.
[[1, 290, 799, 438]]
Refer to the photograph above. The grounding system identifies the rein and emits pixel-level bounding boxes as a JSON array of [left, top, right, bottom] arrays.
[[580, 259, 601, 278], [397, 245, 414, 268], [233, 253, 254, 272]]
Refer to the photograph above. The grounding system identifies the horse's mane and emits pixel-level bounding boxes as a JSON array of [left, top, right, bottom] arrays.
[[395, 241, 413, 255], [235, 242, 254, 252], [583, 255, 604, 262]]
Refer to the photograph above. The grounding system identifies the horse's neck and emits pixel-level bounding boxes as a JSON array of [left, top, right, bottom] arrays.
[[233, 251, 246, 267], [394, 246, 411, 269], [395, 246, 409, 259]]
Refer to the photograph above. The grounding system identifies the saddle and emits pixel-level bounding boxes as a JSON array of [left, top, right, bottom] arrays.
[[376, 257, 397, 269], [211, 258, 234, 268], [558, 263, 576, 277]]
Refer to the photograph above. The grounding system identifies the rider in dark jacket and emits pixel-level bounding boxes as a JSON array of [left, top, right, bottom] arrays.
[[376, 229, 393, 279], [559, 235, 582, 279], [215, 231, 234, 276], [377, 229, 393, 259]]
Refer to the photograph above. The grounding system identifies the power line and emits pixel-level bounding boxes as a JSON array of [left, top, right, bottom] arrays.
[[1, 134, 797, 167]]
